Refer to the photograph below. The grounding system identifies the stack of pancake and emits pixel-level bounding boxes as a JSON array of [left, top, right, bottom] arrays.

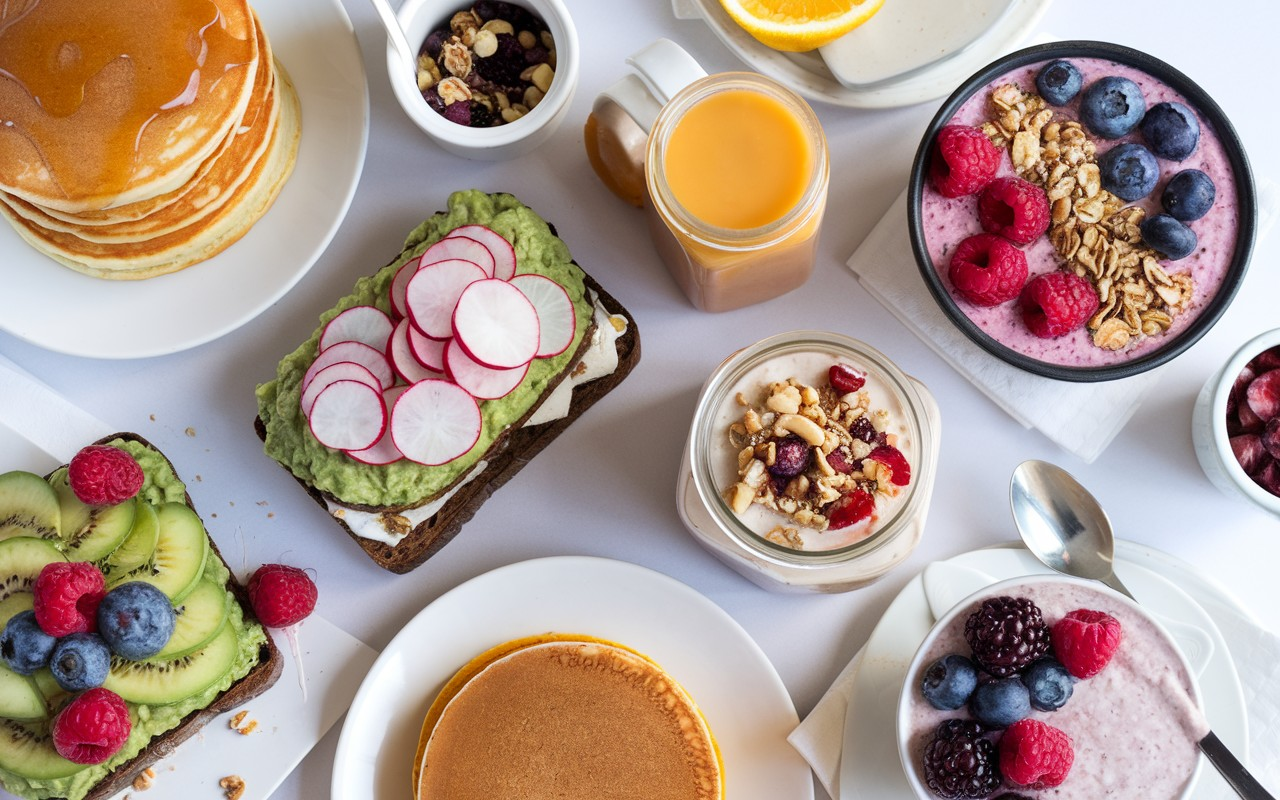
[[0, 0, 300, 280]]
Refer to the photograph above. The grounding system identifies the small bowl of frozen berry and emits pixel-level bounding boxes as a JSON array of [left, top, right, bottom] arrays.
[[1193, 327, 1280, 518], [387, 0, 580, 160], [908, 41, 1255, 382]]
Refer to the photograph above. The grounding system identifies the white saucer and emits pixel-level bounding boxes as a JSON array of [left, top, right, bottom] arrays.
[[839, 544, 1247, 799]]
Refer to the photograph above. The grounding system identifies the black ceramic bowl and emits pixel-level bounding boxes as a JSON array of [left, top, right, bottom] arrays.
[[908, 41, 1255, 382]]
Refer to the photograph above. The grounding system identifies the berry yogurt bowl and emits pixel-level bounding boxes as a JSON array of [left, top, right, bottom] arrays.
[[909, 41, 1255, 382], [897, 574, 1207, 800]]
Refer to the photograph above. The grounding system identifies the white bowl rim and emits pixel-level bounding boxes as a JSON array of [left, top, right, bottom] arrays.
[[1208, 327, 1280, 512]]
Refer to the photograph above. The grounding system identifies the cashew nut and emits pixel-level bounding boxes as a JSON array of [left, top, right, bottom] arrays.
[[776, 414, 824, 446]]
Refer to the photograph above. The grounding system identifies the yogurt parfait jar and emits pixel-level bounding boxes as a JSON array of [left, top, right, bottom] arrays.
[[679, 331, 941, 592]]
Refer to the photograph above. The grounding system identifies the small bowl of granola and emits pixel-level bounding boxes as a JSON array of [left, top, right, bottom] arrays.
[[908, 41, 1255, 382], [388, 0, 579, 160]]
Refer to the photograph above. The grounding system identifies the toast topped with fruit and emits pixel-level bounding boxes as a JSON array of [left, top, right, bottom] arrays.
[[254, 190, 640, 573], [0, 434, 281, 800]]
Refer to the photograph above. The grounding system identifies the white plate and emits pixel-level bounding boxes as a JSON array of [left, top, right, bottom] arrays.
[[0, 0, 368, 359], [675, 0, 1052, 108], [840, 544, 1247, 799], [332, 556, 813, 800]]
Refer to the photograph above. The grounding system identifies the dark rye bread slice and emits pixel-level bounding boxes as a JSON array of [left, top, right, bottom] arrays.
[[255, 273, 639, 573], [44, 433, 283, 800]]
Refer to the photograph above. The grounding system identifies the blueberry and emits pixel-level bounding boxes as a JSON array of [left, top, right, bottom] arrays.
[[1021, 658, 1075, 711], [97, 582, 176, 661], [1163, 169, 1216, 221], [1035, 60, 1083, 106], [421, 28, 449, 59], [1079, 76, 1147, 139], [0, 611, 55, 675], [921, 654, 978, 710], [1141, 101, 1200, 161], [50, 633, 110, 692], [968, 676, 1031, 729], [768, 436, 811, 478], [1099, 143, 1160, 201], [1141, 214, 1198, 260]]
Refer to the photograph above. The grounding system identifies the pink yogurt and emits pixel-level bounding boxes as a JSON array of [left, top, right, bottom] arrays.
[[921, 57, 1240, 367], [901, 579, 1208, 799]]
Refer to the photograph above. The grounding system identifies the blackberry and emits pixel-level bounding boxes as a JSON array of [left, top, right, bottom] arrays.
[[922, 719, 1002, 799], [964, 596, 1050, 677], [993, 795, 1035, 800]]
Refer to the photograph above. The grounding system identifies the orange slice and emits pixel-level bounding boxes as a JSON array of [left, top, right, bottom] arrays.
[[717, 0, 885, 52]]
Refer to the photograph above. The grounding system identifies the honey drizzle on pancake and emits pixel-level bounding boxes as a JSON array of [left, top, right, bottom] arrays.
[[0, 0, 253, 201]]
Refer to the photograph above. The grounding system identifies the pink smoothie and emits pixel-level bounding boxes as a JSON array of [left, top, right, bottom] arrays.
[[904, 580, 1208, 798], [921, 57, 1241, 367]]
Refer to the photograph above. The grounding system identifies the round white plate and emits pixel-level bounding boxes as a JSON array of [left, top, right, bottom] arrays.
[[0, 0, 368, 359], [332, 556, 813, 800], [840, 544, 1247, 799]]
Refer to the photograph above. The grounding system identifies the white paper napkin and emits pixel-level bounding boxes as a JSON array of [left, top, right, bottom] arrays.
[[848, 183, 1278, 463]]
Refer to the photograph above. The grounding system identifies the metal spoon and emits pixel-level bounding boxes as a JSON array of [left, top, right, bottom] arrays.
[[368, 0, 418, 77], [1010, 459, 1274, 800]]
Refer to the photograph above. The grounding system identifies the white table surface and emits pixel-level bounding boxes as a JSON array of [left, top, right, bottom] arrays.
[[2, 2, 1277, 798]]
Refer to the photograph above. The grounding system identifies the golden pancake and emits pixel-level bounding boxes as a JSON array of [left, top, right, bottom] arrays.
[[0, 0, 260, 213], [414, 635, 723, 800]]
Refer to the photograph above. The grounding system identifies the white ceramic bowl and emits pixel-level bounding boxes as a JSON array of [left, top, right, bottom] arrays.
[[1192, 327, 1280, 519], [387, 0, 579, 160], [896, 574, 1204, 800]]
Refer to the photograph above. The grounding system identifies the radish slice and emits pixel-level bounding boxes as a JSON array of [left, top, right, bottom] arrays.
[[389, 260, 418, 320], [300, 362, 382, 416], [406, 259, 487, 340], [319, 306, 394, 353], [448, 225, 516, 280], [346, 386, 407, 465], [391, 380, 482, 466], [445, 339, 530, 399], [308, 380, 387, 451], [509, 274, 576, 358], [418, 236, 496, 278], [303, 341, 395, 392], [451, 279, 540, 370], [408, 325, 447, 372], [388, 318, 446, 384]]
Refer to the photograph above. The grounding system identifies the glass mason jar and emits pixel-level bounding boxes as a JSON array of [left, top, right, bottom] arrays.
[[680, 331, 941, 593]]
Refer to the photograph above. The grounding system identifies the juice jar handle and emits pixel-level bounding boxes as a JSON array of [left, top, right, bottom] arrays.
[[626, 38, 707, 122]]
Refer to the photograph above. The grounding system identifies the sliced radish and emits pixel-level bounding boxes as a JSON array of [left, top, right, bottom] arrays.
[[451, 279, 539, 369], [308, 380, 387, 451], [303, 340, 395, 392], [346, 386, 407, 465], [406, 259, 487, 340], [389, 260, 418, 320], [319, 306, 394, 353], [391, 380, 482, 466], [509, 274, 576, 358], [408, 325, 447, 372], [418, 236, 496, 278], [448, 225, 516, 280], [388, 318, 446, 384], [300, 361, 382, 416], [445, 339, 530, 400]]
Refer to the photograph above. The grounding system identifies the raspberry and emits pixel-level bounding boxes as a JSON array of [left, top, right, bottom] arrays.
[[1051, 608, 1123, 679], [826, 489, 875, 530], [999, 719, 1074, 789], [867, 444, 911, 486], [964, 596, 1051, 678], [978, 177, 1050, 245], [948, 234, 1028, 307], [52, 687, 131, 764], [1019, 271, 1099, 339], [922, 719, 1002, 799], [34, 562, 105, 637], [828, 363, 866, 394], [67, 445, 144, 506], [247, 564, 318, 628], [930, 125, 1001, 199]]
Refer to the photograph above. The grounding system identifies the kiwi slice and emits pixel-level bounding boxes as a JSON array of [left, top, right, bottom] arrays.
[[31, 668, 70, 712], [105, 623, 237, 705], [104, 502, 208, 604], [0, 591, 33, 629], [0, 471, 60, 544], [0, 719, 82, 780], [0, 538, 66, 603], [0, 663, 47, 721], [151, 578, 230, 661], [106, 498, 160, 573], [47, 467, 136, 562]]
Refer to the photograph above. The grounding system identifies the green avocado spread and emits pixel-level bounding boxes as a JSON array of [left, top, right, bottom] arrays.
[[255, 190, 593, 508], [0, 439, 268, 800]]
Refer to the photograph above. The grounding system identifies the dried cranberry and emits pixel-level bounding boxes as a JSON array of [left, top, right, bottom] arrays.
[[769, 436, 810, 478], [1264, 418, 1280, 460], [829, 364, 866, 394], [847, 416, 884, 445], [825, 448, 854, 474]]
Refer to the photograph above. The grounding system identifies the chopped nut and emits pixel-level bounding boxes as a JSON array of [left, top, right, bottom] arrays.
[[219, 776, 246, 800], [728, 483, 754, 514], [743, 459, 767, 489], [132, 768, 156, 791], [517, 29, 537, 49], [766, 385, 802, 415], [523, 85, 543, 109], [481, 18, 514, 36], [541, 29, 555, 50], [743, 408, 763, 435], [530, 62, 555, 93], [472, 28, 498, 58], [416, 69, 435, 91], [450, 10, 481, 35]]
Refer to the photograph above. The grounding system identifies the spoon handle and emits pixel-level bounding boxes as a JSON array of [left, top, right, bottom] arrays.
[[1199, 731, 1277, 799]]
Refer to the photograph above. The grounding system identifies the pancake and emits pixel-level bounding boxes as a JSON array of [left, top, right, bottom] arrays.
[[414, 635, 723, 800]]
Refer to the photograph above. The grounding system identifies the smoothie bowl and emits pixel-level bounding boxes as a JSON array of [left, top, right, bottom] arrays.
[[909, 41, 1255, 382], [896, 574, 1207, 799]]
